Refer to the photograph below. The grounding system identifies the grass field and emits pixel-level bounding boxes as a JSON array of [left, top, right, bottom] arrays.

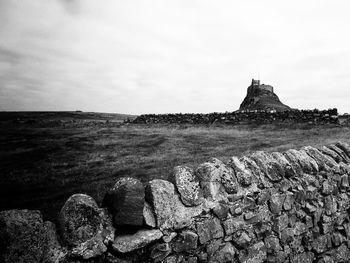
[[1, 112, 350, 221]]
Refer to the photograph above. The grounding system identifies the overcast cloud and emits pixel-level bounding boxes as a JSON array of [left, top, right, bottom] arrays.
[[0, 0, 349, 114]]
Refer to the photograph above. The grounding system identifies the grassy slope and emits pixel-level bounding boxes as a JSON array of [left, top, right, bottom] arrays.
[[1, 117, 350, 221]]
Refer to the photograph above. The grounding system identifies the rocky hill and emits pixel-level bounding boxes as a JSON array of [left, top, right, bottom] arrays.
[[239, 79, 291, 112]]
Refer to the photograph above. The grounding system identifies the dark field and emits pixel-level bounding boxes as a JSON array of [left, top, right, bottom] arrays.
[[1, 112, 350, 222]]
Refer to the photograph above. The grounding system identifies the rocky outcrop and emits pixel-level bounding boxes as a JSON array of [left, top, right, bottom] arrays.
[[239, 79, 291, 112], [1, 141, 350, 262]]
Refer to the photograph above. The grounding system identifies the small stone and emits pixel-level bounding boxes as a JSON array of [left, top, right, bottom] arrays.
[[290, 252, 315, 263], [322, 180, 334, 195], [233, 230, 252, 248], [162, 232, 177, 243], [294, 222, 307, 236], [112, 229, 163, 253], [173, 165, 203, 206], [341, 174, 349, 189], [269, 193, 284, 214], [331, 244, 350, 262], [324, 195, 337, 216], [212, 203, 230, 220], [273, 214, 288, 233], [143, 201, 156, 227], [227, 156, 252, 187], [222, 216, 246, 236], [239, 241, 267, 263], [283, 192, 294, 210], [210, 242, 236, 263], [196, 217, 224, 244], [173, 230, 198, 252], [311, 235, 328, 253], [150, 243, 171, 262], [264, 235, 282, 254], [103, 177, 145, 226]]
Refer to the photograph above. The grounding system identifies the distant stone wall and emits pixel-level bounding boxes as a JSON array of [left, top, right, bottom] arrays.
[[131, 109, 339, 125], [1, 141, 350, 263]]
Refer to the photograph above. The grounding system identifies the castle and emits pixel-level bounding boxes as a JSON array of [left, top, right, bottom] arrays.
[[248, 79, 274, 93]]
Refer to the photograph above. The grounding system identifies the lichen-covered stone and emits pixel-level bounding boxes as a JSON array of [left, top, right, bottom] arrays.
[[249, 151, 284, 182], [146, 179, 202, 230], [240, 156, 272, 188], [58, 194, 115, 259], [284, 149, 319, 174], [269, 193, 285, 215], [271, 151, 297, 178], [112, 229, 163, 253], [328, 144, 350, 164], [173, 165, 203, 206], [103, 177, 145, 226], [196, 217, 224, 244], [303, 146, 339, 172], [0, 209, 46, 263], [228, 156, 252, 187], [320, 146, 343, 163], [196, 158, 236, 201]]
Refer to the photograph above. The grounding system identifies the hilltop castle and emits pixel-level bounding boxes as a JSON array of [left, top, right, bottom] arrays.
[[239, 79, 291, 112]]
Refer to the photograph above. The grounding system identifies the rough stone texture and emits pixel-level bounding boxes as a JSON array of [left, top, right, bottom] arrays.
[[111, 229, 163, 253], [143, 201, 157, 228], [103, 177, 145, 226], [145, 179, 202, 230], [196, 217, 224, 244], [42, 221, 67, 263], [0, 209, 46, 263], [4, 141, 350, 263], [196, 158, 236, 201], [173, 165, 203, 206], [58, 194, 115, 259]]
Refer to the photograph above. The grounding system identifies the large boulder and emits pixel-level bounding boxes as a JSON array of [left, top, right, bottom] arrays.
[[145, 179, 203, 230], [58, 194, 115, 259], [103, 177, 145, 226], [111, 229, 163, 253], [173, 166, 203, 206], [0, 209, 46, 263]]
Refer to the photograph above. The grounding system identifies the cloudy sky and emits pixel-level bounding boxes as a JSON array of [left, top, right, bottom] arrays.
[[0, 0, 350, 114]]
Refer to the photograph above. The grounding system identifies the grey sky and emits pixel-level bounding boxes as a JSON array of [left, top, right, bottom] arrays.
[[0, 0, 349, 114]]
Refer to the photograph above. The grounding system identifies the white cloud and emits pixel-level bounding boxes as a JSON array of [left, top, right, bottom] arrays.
[[0, 0, 350, 113]]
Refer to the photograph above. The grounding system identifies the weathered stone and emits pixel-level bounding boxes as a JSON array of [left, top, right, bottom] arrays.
[[283, 192, 294, 210], [173, 165, 203, 206], [196, 158, 236, 201], [335, 141, 350, 159], [322, 180, 334, 195], [146, 179, 202, 230], [42, 221, 67, 263], [271, 151, 297, 178], [58, 194, 115, 259], [143, 201, 156, 227], [264, 235, 282, 254], [162, 231, 177, 243], [280, 228, 294, 244], [209, 242, 236, 263], [0, 209, 46, 263], [311, 235, 328, 254], [331, 244, 350, 262], [290, 252, 315, 263], [206, 238, 223, 257], [112, 229, 162, 253], [223, 216, 247, 236], [249, 151, 284, 182], [328, 144, 350, 163], [233, 230, 252, 248], [103, 177, 145, 226], [196, 217, 224, 244], [212, 203, 230, 220], [150, 243, 171, 262], [331, 232, 346, 247], [269, 193, 284, 215], [240, 156, 273, 188], [325, 195, 337, 216], [294, 222, 307, 236], [303, 146, 339, 172], [228, 156, 252, 187], [320, 146, 342, 163], [239, 241, 267, 263], [173, 230, 198, 252], [340, 174, 349, 189], [273, 214, 288, 233], [288, 149, 319, 174]]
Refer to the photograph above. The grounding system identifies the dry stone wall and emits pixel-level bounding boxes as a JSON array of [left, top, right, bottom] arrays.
[[1, 141, 350, 263], [131, 109, 339, 125]]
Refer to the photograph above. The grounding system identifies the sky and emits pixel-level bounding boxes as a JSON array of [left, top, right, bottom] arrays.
[[0, 0, 350, 114]]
